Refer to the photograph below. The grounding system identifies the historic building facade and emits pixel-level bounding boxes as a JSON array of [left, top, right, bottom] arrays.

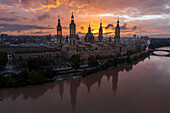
[[61, 12, 117, 60], [2, 12, 146, 63]]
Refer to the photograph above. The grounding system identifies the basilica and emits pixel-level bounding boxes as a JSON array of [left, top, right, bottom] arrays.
[[57, 12, 123, 60], [0, 12, 148, 65]]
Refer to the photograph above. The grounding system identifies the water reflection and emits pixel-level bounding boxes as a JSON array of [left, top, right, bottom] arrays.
[[0, 57, 146, 111], [153, 51, 169, 55]]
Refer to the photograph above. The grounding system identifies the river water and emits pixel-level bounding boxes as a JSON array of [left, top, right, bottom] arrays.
[[0, 49, 170, 113]]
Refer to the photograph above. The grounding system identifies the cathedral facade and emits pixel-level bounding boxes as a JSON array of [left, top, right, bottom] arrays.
[[58, 12, 121, 60]]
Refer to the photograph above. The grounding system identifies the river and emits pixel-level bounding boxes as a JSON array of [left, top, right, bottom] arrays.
[[0, 48, 170, 113]]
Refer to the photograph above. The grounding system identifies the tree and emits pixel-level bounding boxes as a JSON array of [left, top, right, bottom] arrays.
[[70, 55, 81, 71], [70, 54, 81, 63], [16, 70, 29, 85], [113, 57, 118, 67], [88, 60, 99, 67], [28, 70, 45, 84], [0, 52, 8, 70], [27, 58, 51, 71], [105, 59, 114, 67], [88, 56, 99, 67], [0, 74, 7, 87], [44, 68, 55, 79], [71, 61, 80, 71], [126, 56, 131, 63], [88, 56, 95, 61]]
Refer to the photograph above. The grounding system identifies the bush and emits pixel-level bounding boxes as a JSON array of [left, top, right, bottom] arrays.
[[28, 70, 45, 84]]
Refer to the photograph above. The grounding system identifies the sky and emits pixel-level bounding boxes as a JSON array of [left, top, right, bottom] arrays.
[[0, 0, 170, 38]]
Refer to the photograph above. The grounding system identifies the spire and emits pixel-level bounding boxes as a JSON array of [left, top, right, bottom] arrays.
[[71, 11, 74, 23], [117, 17, 119, 27], [71, 11, 74, 19], [100, 20, 102, 26], [58, 15, 60, 26], [98, 20, 103, 42], [88, 22, 91, 33], [58, 15, 60, 22]]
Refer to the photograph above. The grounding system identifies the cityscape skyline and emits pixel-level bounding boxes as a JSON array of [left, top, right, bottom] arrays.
[[0, 0, 170, 38]]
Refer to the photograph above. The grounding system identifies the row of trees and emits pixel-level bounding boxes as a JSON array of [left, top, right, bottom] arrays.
[[81, 52, 149, 77], [0, 51, 149, 88], [0, 58, 56, 88], [69, 54, 132, 71], [0, 69, 46, 88], [69, 55, 100, 71]]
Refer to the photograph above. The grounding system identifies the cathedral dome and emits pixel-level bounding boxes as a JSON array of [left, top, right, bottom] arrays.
[[84, 24, 94, 43], [85, 32, 94, 39]]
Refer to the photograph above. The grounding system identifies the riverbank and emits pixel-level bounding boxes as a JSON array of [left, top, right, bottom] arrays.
[[0, 50, 150, 88], [57, 50, 150, 80], [1, 53, 169, 113]]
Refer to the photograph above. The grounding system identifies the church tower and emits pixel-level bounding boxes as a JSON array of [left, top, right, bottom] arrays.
[[69, 12, 77, 46], [70, 12, 76, 36], [114, 18, 120, 44], [114, 18, 121, 54], [57, 16, 63, 45], [98, 21, 103, 42]]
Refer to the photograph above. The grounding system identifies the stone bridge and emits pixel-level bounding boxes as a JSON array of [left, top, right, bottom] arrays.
[[149, 49, 170, 56]]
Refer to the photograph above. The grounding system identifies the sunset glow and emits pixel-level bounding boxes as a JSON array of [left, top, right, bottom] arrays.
[[0, 0, 170, 37]]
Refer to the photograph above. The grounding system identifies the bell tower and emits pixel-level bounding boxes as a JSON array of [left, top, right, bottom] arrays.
[[70, 12, 76, 36], [114, 18, 121, 54], [98, 20, 103, 42], [57, 16, 63, 45], [114, 17, 120, 44], [69, 12, 77, 46]]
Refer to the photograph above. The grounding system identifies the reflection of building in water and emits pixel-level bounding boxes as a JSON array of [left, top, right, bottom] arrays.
[[0, 58, 148, 111], [69, 78, 81, 111], [0, 83, 55, 101], [83, 73, 103, 92], [112, 72, 118, 96], [59, 82, 64, 99]]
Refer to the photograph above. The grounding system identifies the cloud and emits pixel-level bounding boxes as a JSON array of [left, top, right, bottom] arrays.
[[80, 26, 84, 30], [132, 26, 137, 31], [121, 30, 131, 33], [29, 31, 50, 34], [37, 13, 50, 21], [120, 23, 128, 30], [1, 0, 170, 37], [104, 32, 113, 35], [63, 26, 69, 29], [105, 24, 114, 29], [0, 16, 28, 22], [0, 18, 18, 22], [77, 32, 85, 35], [0, 23, 54, 32]]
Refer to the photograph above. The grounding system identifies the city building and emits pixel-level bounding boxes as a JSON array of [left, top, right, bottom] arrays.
[[0, 12, 148, 64]]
